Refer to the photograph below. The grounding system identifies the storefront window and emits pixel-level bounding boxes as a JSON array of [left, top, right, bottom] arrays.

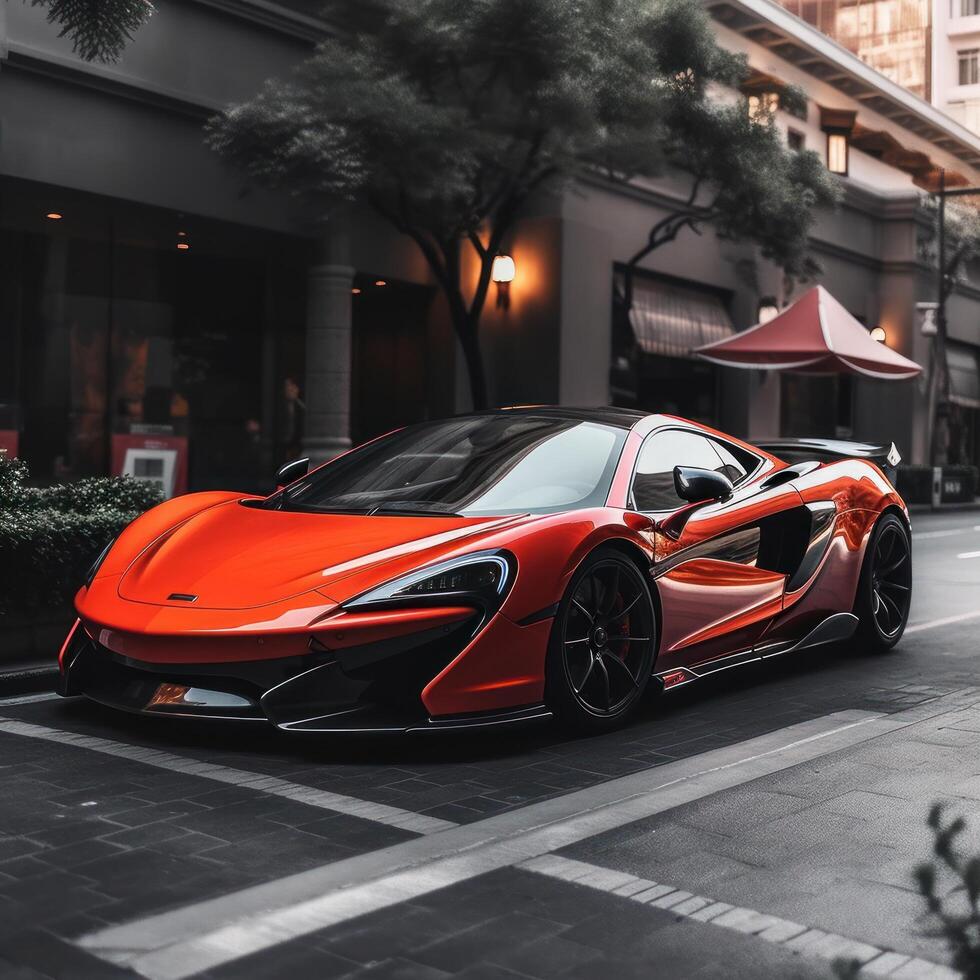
[[0, 177, 309, 493]]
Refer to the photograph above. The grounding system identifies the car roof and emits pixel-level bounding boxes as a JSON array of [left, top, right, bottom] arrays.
[[475, 405, 649, 430]]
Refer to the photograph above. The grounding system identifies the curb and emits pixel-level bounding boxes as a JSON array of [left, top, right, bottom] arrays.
[[0, 664, 58, 698], [908, 501, 980, 513]]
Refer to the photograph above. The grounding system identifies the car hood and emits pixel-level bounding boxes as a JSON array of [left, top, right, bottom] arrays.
[[116, 500, 523, 610]]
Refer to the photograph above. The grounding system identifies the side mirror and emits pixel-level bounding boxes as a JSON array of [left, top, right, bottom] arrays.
[[673, 465, 733, 504], [276, 457, 310, 488]]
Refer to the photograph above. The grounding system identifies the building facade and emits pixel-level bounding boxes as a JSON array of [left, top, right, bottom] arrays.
[[771, 0, 980, 141], [2, 0, 980, 496], [775, 0, 932, 100], [934, 0, 980, 134]]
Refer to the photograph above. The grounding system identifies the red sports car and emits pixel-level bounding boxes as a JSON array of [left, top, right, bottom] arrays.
[[59, 408, 911, 734]]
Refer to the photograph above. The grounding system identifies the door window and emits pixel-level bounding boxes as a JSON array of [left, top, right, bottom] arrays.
[[632, 429, 724, 511], [710, 439, 751, 484]]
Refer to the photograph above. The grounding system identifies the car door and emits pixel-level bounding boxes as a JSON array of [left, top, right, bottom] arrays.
[[631, 427, 805, 672]]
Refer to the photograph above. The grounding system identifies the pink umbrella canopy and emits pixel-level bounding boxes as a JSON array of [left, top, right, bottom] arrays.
[[695, 285, 922, 380]]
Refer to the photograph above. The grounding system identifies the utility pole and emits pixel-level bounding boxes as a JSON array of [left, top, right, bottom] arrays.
[[937, 168, 946, 345]]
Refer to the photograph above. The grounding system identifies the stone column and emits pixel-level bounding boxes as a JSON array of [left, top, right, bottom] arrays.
[[303, 225, 354, 464]]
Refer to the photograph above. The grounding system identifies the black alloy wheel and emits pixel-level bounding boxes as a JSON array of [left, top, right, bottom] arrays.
[[547, 549, 657, 732], [854, 512, 912, 652]]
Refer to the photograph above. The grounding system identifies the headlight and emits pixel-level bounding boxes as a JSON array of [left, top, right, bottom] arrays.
[[345, 551, 513, 610], [84, 539, 114, 589]]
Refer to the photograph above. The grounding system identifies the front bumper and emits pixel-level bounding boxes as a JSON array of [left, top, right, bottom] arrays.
[[58, 620, 551, 734]]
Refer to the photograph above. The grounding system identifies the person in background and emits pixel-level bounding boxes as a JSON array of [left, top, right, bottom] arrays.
[[279, 377, 306, 461]]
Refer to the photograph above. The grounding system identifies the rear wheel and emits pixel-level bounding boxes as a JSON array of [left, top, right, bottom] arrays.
[[853, 512, 912, 653], [546, 548, 657, 733]]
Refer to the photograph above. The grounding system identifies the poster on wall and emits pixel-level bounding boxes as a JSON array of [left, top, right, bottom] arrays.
[[111, 433, 188, 499], [0, 430, 18, 460]]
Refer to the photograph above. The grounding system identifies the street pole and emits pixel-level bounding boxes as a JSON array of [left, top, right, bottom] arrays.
[[926, 170, 980, 468], [937, 167, 945, 345], [932, 168, 945, 469]]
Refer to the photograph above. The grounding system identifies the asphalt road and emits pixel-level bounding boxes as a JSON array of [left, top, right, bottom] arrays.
[[0, 508, 979, 979]]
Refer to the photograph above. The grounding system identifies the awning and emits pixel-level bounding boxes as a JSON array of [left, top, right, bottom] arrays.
[[625, 275, 735, 359], [695, 285, 922, 380], [948, 342, 980, 409]]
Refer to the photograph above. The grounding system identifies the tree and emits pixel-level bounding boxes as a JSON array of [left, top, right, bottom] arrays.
[[209, 0, 839, 409], [25, 0, 154, 62], [620, 87, 841, 311], [918, 193, 980, 465], [915, 803, 980, 979]]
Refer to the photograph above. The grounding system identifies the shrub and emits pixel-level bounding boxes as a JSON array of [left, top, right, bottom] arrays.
[[0, 457, 162, 618], [915, 804, 980, 979]]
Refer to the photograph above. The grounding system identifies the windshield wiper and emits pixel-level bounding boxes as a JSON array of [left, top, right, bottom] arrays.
[[367, 501, 462, 517]]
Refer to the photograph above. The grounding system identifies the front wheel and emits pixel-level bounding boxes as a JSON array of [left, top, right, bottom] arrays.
[[853, 512, 912, 653], [546, 548, 657, 733]]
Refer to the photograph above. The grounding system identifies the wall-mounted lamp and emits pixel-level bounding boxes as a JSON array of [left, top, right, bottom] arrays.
[[869, 326, 887, 344], [492, 254, 516, 310], [757, 296, 780, 324], [45, 212, 63, 221]]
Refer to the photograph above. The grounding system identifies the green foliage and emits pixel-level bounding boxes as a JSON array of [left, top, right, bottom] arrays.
[[635, 95, 840, 284], [209, 0, 838, 407], [915, 803, 980, 979], [210, 0, 716, 227], [0, 456, 162, 617], [918, 195, 980, 301], [27, 0, 154, 62]]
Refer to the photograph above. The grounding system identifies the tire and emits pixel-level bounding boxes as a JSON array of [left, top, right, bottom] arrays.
[[852, 512, 912, 654], [546, 547, 657, 733]]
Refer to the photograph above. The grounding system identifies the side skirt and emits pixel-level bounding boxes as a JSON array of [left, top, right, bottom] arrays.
[[655, 612, 859, 692]]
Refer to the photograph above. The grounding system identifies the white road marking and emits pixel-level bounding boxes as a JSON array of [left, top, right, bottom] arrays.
[[0, 692, 60, 706], [912, 525, 980, 541], [78, 708, 924, 979], [0, 717, 455, 835], [522, 856, 957, 979], [906, 609, 980, 634], [957, 550, 980, 559]]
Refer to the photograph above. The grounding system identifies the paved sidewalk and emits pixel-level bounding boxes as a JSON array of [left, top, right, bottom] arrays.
[[62, 692, 980, 980], [561, 688, 980, 973]]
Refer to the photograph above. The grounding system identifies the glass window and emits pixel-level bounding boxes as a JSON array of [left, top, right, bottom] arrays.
[[272, 415, 628, 516], [631, 429, 726, 512], [827, 132, 849, 174], [710, 439, 753, 484], [960, 49, 980, 85], [774, 0, 931, 100], [787, 129, 805, 152], [1, 176, 308, 493], [748, 92, 780, 123], [961, 0, 980, 18]]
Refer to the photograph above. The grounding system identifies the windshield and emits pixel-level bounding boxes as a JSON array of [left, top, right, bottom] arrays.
[[269, 415, 628, 516]]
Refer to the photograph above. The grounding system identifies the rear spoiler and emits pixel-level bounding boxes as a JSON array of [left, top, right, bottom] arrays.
[[754, 438, 902, 481]]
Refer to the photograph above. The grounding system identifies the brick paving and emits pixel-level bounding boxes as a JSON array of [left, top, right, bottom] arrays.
[[194, 866, 836, 980], [0, 731, 414, 949], [0, 629, 961, 830]]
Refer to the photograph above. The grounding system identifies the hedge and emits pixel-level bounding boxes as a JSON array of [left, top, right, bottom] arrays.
[[896, 464, 979, 505], [0, 457, 163, 618]]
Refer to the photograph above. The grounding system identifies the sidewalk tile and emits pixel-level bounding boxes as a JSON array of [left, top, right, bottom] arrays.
[[862, 952, 912, 975]]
